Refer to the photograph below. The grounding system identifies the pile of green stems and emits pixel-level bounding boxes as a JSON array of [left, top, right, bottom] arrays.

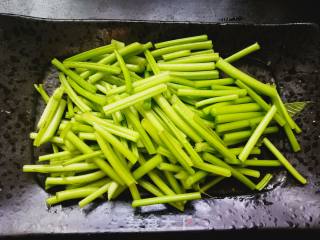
[[25, 35, 306, 211]]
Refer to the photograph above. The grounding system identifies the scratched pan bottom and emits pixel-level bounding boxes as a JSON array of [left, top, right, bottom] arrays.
[[0, 15, 319, 237]]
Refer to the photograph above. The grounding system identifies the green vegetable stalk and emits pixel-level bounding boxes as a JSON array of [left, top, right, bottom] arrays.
[[25, 35, 308, 210]]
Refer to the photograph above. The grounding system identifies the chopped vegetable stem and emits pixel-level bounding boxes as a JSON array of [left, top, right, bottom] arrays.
[[155, 35, 208, 49], [132, 192, 201, 207], [225, 42, 260, 63], [79, 182, 111, 207], [34, 84, 49, 103], [263, 138, 306, 184], [216, 58, 276, 97], [133, 155, 163, 180], [239, 105, 277, 162], [114, 49, 133, 94], [162, 50, 191, 60], [152, 40, 212, 57]]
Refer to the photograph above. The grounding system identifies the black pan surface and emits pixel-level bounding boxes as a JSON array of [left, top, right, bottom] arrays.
[[0, 15, 319, 236]]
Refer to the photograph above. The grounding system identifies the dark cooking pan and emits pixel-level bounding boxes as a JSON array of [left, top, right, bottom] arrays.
[[0, 14, 319, 237]]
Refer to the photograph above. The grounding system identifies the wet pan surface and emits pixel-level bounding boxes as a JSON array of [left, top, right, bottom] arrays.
[[0, 15, 319, 236]]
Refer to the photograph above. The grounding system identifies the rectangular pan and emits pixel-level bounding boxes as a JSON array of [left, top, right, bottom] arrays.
[[0, 15, 319, 236]]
